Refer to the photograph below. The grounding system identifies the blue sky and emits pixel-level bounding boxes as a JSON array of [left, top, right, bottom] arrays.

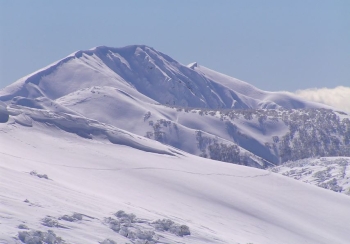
[[1, 0, 349, 91]]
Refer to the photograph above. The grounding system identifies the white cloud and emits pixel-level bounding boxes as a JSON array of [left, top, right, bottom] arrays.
[[294, 86, 350, 113]]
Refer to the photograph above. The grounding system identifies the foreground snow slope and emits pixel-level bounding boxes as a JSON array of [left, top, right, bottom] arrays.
[[1, 120, 350, 244]]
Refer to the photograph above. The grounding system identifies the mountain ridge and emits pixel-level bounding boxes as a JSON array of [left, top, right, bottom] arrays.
[[0, 45, 349, 168], [0, 44, 329, 110]]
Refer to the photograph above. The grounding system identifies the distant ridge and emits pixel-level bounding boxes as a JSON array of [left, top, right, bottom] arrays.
[[0, 45, 327, 110]]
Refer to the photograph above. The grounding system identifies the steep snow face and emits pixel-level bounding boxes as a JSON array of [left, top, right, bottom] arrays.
[[1, 118, 350, 244], [0, 45, 327, 110]]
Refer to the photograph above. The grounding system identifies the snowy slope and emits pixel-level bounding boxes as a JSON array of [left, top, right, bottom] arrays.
[[55, 86, 271, 167], [193, 64, 325, 109], [2, 86, 350, 168], [271, 157, 350, 195], [1, 113, 350, 244], [55, 88, 350, 167]]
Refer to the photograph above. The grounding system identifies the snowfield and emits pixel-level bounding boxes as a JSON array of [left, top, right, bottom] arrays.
[[1, 45, 350, 244], [1, 118, 350, 244]]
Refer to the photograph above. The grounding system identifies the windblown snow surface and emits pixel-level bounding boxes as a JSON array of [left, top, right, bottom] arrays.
[[1, 106, 350, 244], [1, 45, 350, 244]]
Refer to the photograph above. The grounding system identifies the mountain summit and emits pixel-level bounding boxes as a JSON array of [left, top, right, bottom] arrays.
[[0, 45, 325, 110]]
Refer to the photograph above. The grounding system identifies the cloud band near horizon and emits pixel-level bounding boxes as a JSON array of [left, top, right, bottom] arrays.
[[294, 86, 350, 113]]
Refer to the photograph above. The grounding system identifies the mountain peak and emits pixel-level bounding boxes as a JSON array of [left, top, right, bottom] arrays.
[[93, 44, 154, 52], [0, 44, 327, 111], [187, 62, 198, 69], [71, 44, 156, 58]]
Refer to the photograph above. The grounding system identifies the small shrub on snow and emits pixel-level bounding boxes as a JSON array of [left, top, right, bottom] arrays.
[[41, 217, 65, 228], [59, 213, 83, 222], [121, 227, 155, 240], [59, 215, 75, 222], [18, 230, 65, 244], [319, 178, 343, 192], [119, 227, 156, 243], [99, 239, 117, 244], [134, 240, 156, 244], [104, 217, 121, 232], [18, 224, 29, 229], [144, 111, 151, 121], [152, 218, 173, 231], [30, 171, 49, 179], [118, 226, 136, 239], [152, 219, 190, 236], [114, 210, 136, 223], [135, 229, 156, 241], [106, 211, 189, 243], [106, 211, 159, 243]]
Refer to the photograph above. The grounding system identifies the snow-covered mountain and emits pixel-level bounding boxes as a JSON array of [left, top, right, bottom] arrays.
[[1, 45, 349, 168], [1, 45, 350, 243], [0, 45, 327, 110]]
